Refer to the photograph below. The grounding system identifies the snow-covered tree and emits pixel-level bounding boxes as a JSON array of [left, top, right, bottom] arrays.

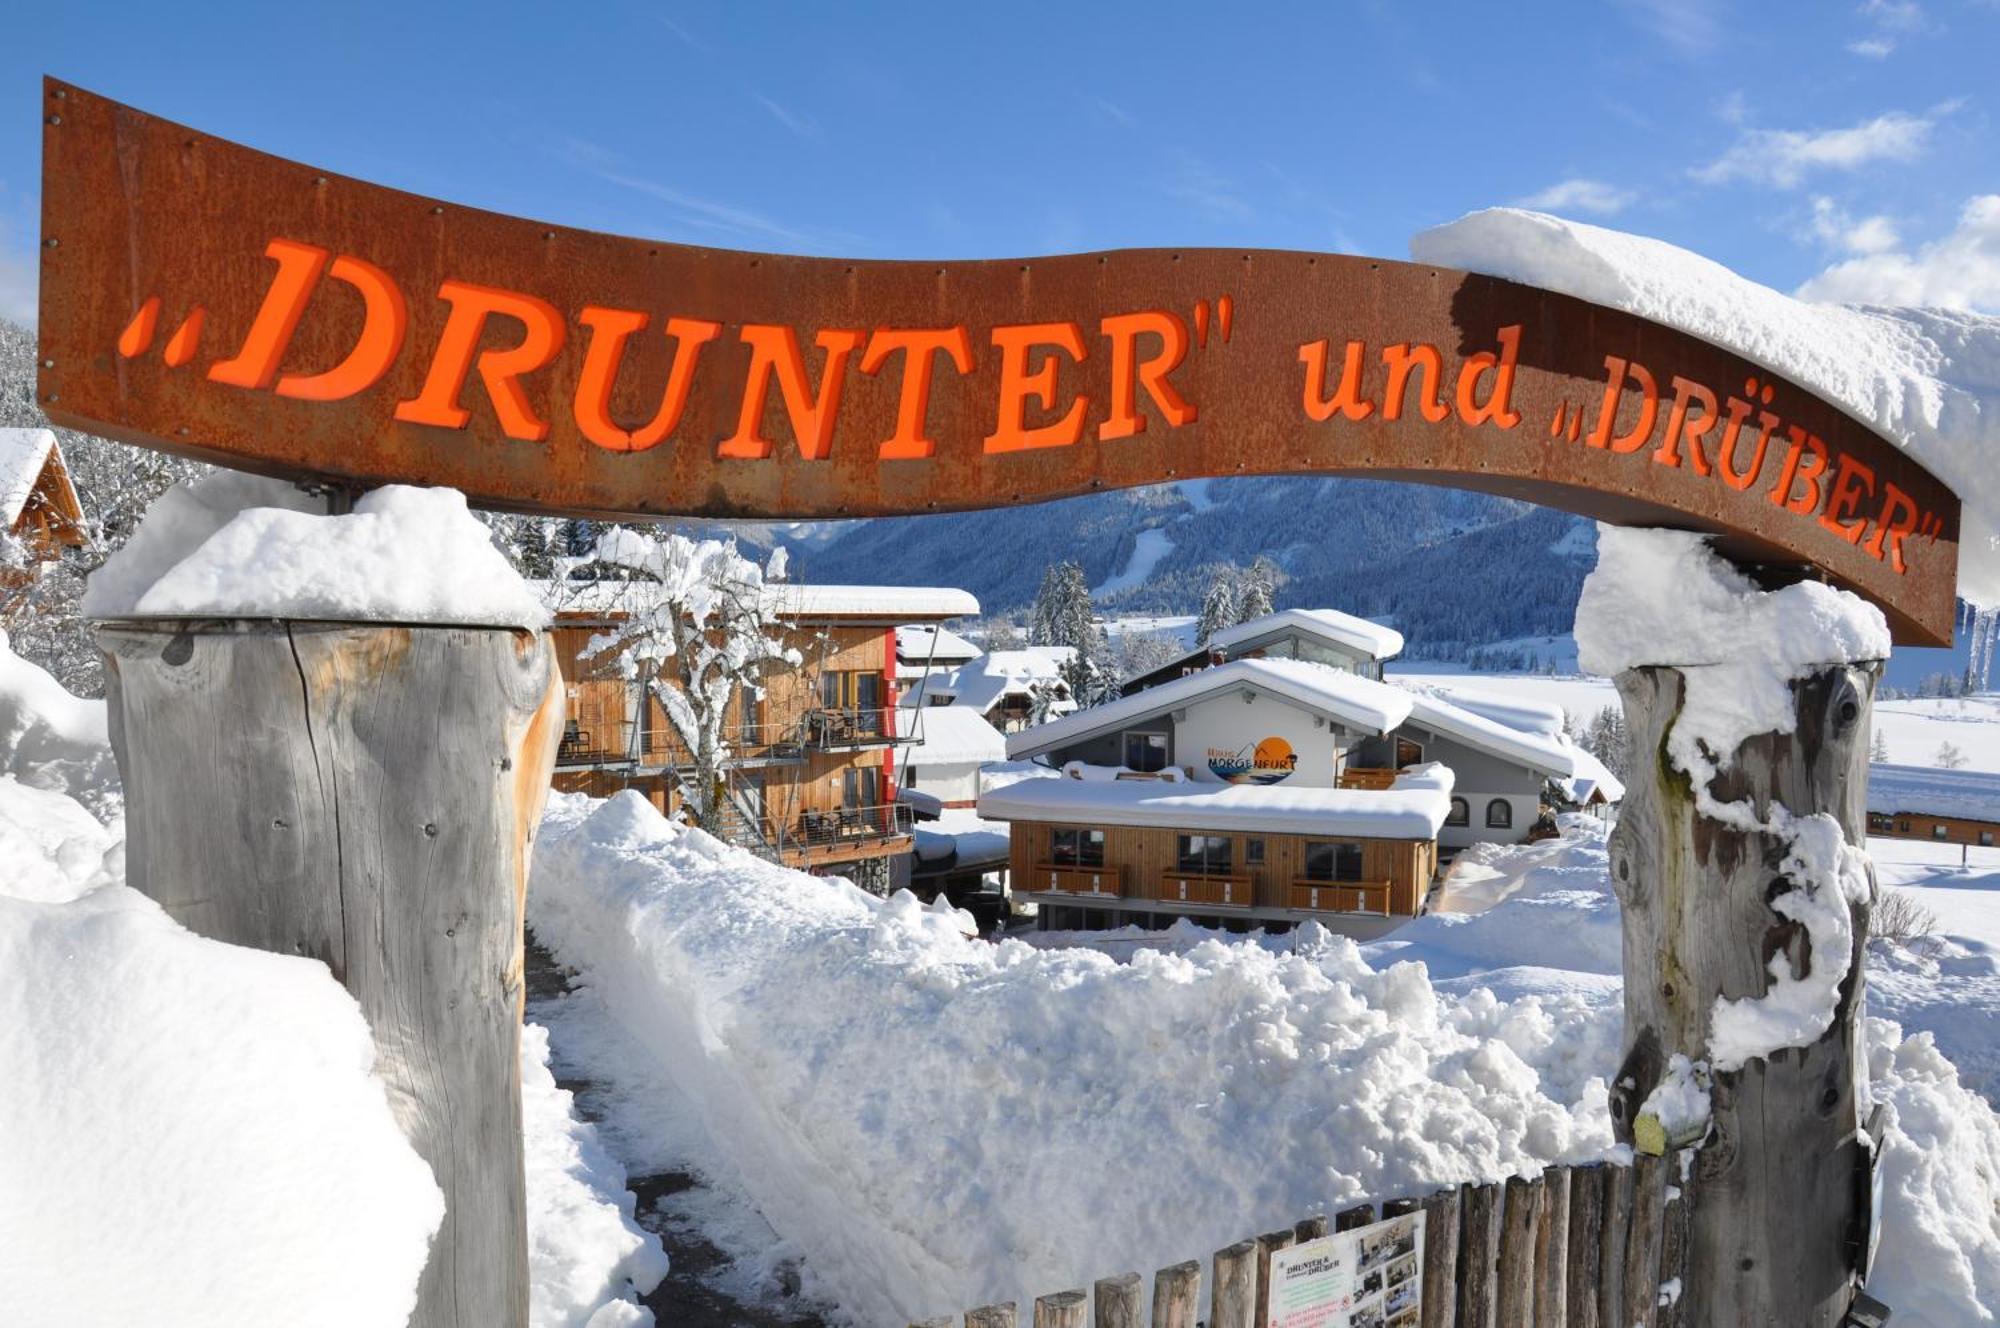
[[1236, 556, 1277, 623], [1584, 704, 1630, 781], [580, 531, 799, 833], [1029, 560, 1119, 708], [1870, 728, 1890, 763], [1935, 741, 1967, 770], [984, 618, 1023, 650], [1195, 569, 1239, 646], [1117, 628, 1186, 679]]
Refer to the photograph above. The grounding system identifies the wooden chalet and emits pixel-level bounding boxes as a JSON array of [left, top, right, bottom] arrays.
[[1866, 762, 2000, 861], [543, 579, 978, 893], [0, 428, 86, 596]]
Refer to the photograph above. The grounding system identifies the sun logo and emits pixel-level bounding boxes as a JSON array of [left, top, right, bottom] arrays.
[[1207, 736, 1298, 785]]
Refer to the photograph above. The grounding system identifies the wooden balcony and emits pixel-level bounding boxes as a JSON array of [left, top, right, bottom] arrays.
[[1288, 879, 1393, 915], [1337, 767, 1399, 790], [1157, 871, 1254, 907], [1032, 863, 1125, 896]]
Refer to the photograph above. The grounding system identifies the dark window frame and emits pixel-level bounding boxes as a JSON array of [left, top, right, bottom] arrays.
[[1051, 827, 1106, 867], [1123, 730, 1170, 773], [1175, 833, 1233, 875], [1304, 841, 1364, 883], [1486, 798, 1513, 829], [1446, 796, 1470, 827]]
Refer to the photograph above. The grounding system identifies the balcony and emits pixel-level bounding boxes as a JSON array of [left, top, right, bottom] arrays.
[[1157, 871, 1254, 907], [712, 801, 913, 860], [1337, 767, 1399, 790], [1288, 879, 1392, 915], [555, 719, 636, 769], [1032, 862, 1125, 896], [803, 706, 905, 751], [636, 719, 807, 770]]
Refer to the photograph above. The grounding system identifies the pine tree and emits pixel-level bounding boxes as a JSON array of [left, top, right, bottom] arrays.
[[1236, 556, 1277, 623], [1870, 728, 1890, 763], [1585, 704, 1630, 781], [1196, 568, 1239, 646]]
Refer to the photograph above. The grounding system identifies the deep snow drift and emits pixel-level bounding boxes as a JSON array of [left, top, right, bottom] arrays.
[[1413, 207, 2000, 607]]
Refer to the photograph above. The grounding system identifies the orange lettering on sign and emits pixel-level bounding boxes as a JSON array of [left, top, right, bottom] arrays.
[[1381, 343, 1451, 423], [1099, 310, 1195, 441], [1456, 325, 1523, 429], [1299, 339, 1374, 422], [394, 280, 567, 441], [983, 321, 1089, 453], [1655, 376, 1719, 475], [208, 239, 332, 390], [1588, 357, 1660, 453], [858, 327, 975, 460], [1768, 425, 1830, 516], [275, 255, 407, 402], [1819, 452, 1877, 545], [719, 325, 867, 461], [1715, 381, 1779, 492], [573, 309, 722, 453], [1869, 483, 1920, 574]]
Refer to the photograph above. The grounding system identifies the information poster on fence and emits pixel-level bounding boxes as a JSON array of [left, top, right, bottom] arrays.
[[1264, 1210, 1424, 1328]]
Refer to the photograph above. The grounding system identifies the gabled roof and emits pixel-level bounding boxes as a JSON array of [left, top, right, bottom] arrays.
[[1867, 763, 2000, 825], [0, 428, 83, 535], [979, 762, 1454, 839], [1207, 608, 1406, 663], [897, 623, 982, 666], [944, 648, 1076, 717], [1559, 747, 1625, 806], [1392, 681, 1579, 778], [901, 704, 1008, 768], [1007, 657, 1415, 762]]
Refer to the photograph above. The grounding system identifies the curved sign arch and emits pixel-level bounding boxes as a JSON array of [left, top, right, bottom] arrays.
[[37, 80, 1959, 643]]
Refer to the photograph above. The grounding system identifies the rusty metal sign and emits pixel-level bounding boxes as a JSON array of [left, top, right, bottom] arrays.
[[37, 79, 1960, 644]]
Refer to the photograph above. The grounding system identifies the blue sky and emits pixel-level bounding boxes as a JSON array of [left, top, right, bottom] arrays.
[[3, 0, 1997, 324]]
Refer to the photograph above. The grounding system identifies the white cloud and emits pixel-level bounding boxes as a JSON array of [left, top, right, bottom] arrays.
[[1847, 36, 1896, 56], [1693, 109, 1936, 187], [1617, 0, 1723, 54], [1860, 0, 1926, 31], [1808, 196, 1902, 253], [1796, 194, 2000, 310], [1514, 178, 1638, 216]]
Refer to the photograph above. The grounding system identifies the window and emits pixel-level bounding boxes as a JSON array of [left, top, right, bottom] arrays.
[[1934, 824, 1950, 840], [1395, 736, 1424, 767], [1898, 820, 1911, 833], [1447, 797, 1469, 827], [840, 766, 879, 811], [1124, 731, 1169, 772], [819, 671, 885, 712], [739, 694, 761, 744], [1304, 841, 1364, 883], [1245, 837, 1265, 867], [1981, 831, 1994, 847], [1176, 834, 1233, 875], [1486, 799, 1513, 829], [1051, 828, 1105, 867]]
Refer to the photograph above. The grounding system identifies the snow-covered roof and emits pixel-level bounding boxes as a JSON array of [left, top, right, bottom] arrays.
[[1208, 608, 1405, 663], [1008, 657, 1415, 762], [978, 762, 1454, 839], [1559, 747, 1626, 807], [536, 579, 978, 622], [897, 623, 982, 665], [901, 705, 1008, 768], [945, 648, 1076, 717], [1867, 763, 2000, 825], [0, 428, 58, 529], [1393, 681, 1579, 778], [1411, 680, 1567, 739]]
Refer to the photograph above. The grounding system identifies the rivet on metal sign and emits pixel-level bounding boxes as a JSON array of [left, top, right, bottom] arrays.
[[46, 115, 60, 126], [42, 238, 54, 248], [41, 359, 52, 369]]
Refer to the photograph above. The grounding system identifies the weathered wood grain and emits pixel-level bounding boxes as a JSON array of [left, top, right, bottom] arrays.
[[1150, 1261, 1200, 1328], [1609, 663, 1876, 1326], [1623, 1152, 1668, 1328], [1093, 1273, 1142, 1328], [1533, 1167, 1570, 1326], [1418, 1187, 1462, 1328], [1209, 1240, 1257, 1328], [1294, 1215, 1329, 1243], [1456, 1182, 1499, 1328], [1565, 1165, 1605, 1328], [1656, 1152, 1697, 1328], [1252, 1229, 1293, 1326], [1495, 1175, 1541, 1326], [1597, 1159, 1635, 1327], [967, 1303, 1018, 1328], [100, 619, 561, 1328], [1033, 1290, 1087, 1328], [1334, 1203, 1376, 1232]]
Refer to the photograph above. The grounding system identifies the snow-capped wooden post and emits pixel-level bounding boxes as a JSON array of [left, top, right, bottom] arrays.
[[1593, 532, 1884, 1328], [98, 617, 563, 1328]]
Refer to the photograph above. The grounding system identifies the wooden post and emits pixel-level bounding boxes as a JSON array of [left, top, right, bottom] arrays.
[[1494, 1175, 1540, 1325], [1208, 1241, 1257, 1328], [1093, 1274, 1142, 1328], [1532, 1167, 1570, 1326], [1294, 1214, 1330, 1243], [1657, 1152, 1697, 1328], [1596, 1162, 1634, 1328], [1564, 1165, 1605, 1328], [1333, 1203, 1376, 1232], [99, 619, 560, 1328], [1609, 662, 1877, 1326], [1622, 1152, 1669, 1328], [1456, 1182, 1500, 1328], [1150, 1261, 1200, 1328], [1034, 1291, 1087, 1328], [1252, 1229, 1292, 1326], [1417, 1187, 1462, 1328], [967, 1304, 1018, 1328]]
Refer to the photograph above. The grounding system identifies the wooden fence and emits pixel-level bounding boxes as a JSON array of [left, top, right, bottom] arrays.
[[908, 1154, 1699, 1328]]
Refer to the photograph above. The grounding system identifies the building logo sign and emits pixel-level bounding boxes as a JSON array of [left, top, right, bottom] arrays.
[[1209, 737, 1299, 786], [34, 80, 1963, 645]]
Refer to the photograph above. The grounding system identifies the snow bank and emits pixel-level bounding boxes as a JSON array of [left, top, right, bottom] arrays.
[[1412, 208, 2000, 607], [529, 791, 1616, 1325], [522, 1022, 669, 1328], [0, 629, 118, 821], [0, 852, 444, 1325], [83, 471, 547, 627]]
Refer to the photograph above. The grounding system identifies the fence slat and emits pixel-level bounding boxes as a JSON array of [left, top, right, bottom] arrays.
[[1495, 1175, 1541, 1325], [908, 1319, 953, 1328], [1417, 1188, 1461, 1328], [1093, 1273, 1142, 1328], [1621, 1153, 1668, 1328], [1252, 1229, 1294, 1327], [1294, 1214, 1329, 1243], [967, 1305, 1017, 1328], [1150, 1260, 1200, 1328], [1565, 1164, 1605, 1328], [1456, 1182, 1500, 1328], [1596, 1162, 1636, 1328], [1533, 1167, 1571, 1326], [1334, 1203, 1376, 1232], [1209, 1240, 1257, 1328], [1034, 1290, 1087, 1328], [1657, 1152, 1697, 1328]]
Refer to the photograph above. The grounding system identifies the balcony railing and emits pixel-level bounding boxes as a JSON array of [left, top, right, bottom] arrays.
[[554, 719, 812, 771], [1288, 879, 1393, 915], [555, 720, 636, 769], [803, 706, 903, 749], [705, 801, 914, 858], [1337, 767, 1400, 790], [1032, 862, 1125, 896], [1158, 871, 1254, 907]]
